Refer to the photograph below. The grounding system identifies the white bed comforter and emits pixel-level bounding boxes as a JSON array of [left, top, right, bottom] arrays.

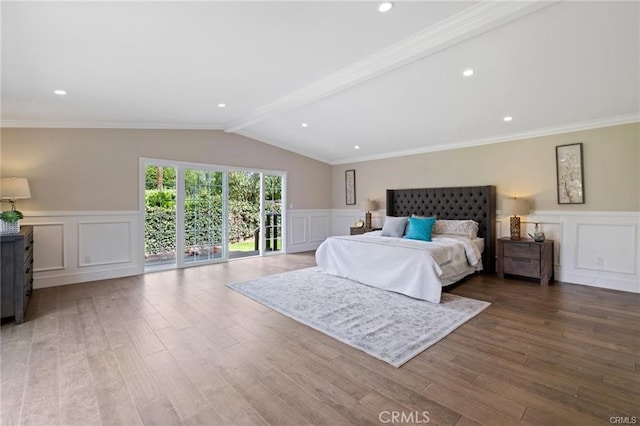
[[315, 233, 481, 303]]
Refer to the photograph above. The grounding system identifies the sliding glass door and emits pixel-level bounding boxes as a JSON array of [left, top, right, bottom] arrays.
[[183, 169, 225, 264], [144, 164, 177, 270], [142, 158, 285, 271], [263, 174, 283, 253], [228, 170, 261, 259]]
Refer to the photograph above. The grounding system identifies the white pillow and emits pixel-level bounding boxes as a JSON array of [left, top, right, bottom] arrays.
[[381, 216, 409, 238], [432, 219, 479, 239]]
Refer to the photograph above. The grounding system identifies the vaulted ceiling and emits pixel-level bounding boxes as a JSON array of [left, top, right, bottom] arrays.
[[2, 1, 638, 164]]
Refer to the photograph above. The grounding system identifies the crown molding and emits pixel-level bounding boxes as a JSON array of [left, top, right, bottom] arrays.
[[224, 0, 556, 133], [329, 113, 640, 165], [0, 120, 224, 130]]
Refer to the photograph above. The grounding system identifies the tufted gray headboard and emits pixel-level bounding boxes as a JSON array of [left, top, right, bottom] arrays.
[[386, 185, 497, 273]]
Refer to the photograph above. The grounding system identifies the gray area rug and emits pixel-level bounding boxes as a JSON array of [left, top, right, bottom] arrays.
[[227, 267, 490, 367]]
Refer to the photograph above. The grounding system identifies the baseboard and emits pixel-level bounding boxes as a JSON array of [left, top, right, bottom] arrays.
[[287, 241, 323, 254], [558, 270, 639, 294], [34, 265, 142, 289]]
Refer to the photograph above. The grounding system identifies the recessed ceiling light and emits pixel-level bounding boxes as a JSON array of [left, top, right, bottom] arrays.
[[54, 89, 67, 95], [354, 145, 360, 150], [463, 69, 474, 77], [378, 2, 394, 13], [301, 123, 308, 128], [503, 116, 513, 122], [217, 103, 226, 108]]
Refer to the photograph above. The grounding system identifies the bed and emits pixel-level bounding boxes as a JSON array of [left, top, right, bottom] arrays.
[[316, 185, 496, 303]]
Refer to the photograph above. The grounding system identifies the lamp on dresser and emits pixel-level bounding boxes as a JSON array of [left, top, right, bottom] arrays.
[[502, 197, 529, 240], [0, 177, 31, 234], [1, 177, 31, 211], [361, 199, 378, 229]]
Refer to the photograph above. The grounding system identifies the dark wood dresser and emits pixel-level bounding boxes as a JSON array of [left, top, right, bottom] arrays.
[[497, 237, 554, 285], [1, 226, 34, 323]]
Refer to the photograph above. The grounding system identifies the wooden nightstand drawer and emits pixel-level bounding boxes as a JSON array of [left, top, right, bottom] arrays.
[[504, 241, 539, 259], [504, 257, 540, 278], [350, 227, 366, 235], [497, 237, 554, 285], [350, 227, 381, 235]]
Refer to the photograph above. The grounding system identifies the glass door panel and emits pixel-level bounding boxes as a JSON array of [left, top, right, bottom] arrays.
[[183, 169, 224, 264], [263, 174, 283, 253], [144, 165, 177, 270], [227, 171, 261, 259]]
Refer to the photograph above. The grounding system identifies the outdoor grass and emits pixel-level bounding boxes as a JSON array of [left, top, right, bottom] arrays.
[[229, 240, 256, 252]]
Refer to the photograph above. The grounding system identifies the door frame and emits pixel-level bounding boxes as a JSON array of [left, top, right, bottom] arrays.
[[139, 157, 287, 271]]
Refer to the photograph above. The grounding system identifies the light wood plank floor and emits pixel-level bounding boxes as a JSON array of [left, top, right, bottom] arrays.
[[2, 252, 639, 425]]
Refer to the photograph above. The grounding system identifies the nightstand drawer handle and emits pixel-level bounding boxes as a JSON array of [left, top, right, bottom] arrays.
[[512, 258, 531, 263]]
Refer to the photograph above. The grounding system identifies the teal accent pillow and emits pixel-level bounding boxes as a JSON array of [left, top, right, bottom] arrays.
[[404, 216, 436, 242]]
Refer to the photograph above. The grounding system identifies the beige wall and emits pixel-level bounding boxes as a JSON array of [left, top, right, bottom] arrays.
[[1, 128, 332, 211], [2, 123, 638, 214], [332, 123, 640, 212]]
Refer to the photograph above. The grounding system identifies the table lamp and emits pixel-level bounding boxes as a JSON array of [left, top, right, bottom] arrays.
[[362, 200, 378, 229], [1, 177, 31, 211], [502, 197, 529, 240]]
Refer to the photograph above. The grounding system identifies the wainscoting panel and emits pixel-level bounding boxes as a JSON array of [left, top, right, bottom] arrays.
[[20, 209, 639, 294], [22, 211, 141, 288], [330, 209, 370, 236], [290, 216, 307, 245], [32, 223, 65, 272], [309, 216, 330, 242], [287, 209, 331, 253], [78, 221, 133, 267], [575, 224, 636, 274], [504, 211, 640, 294]]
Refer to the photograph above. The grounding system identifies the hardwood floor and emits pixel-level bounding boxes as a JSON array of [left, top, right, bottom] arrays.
[[2, 252, 639, 425]]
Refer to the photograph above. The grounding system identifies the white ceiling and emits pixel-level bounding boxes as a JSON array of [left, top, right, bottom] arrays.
[[2, 1, 638, 164]]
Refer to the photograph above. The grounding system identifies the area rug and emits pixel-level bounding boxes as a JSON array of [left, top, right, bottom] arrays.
[[227, 267, 490, 367]]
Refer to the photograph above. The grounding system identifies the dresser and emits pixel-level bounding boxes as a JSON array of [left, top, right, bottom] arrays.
[[1, 226, 34, 323], [497, 237, 553, 285]]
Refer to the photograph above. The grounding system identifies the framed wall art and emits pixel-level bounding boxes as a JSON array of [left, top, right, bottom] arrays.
[[556, 142, 584, 204], [345, 169, 356, 205]]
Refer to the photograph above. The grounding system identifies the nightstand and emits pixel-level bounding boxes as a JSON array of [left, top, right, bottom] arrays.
[[350, 227, 381, 235], [497, 237, 554, 285]]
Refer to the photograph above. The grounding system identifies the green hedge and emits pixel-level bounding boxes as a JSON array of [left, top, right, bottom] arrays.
[[144, 192, 262, 256]]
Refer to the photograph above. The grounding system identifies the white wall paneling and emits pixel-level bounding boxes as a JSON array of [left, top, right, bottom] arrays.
[[21, 208, 639, 295], [330, 209, 385, 236], [499, 211, 639, 294], [575, 224, 635, 274], [309, 215, 330, 242], [22, 211, 141, 288], [78, 221, 133, 267], [287, 209, 331, 253], [31, 223, 65, 272], [290, 216, 307, 245]]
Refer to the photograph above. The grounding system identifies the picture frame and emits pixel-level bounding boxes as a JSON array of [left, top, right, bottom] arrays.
[[345, 169, 356, 205], [556, 142, 585, 204]]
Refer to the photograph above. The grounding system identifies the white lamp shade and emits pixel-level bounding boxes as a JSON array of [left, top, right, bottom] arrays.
[[0, 177, 31, 200], [502, 198, 529, 216], [361, 200, 378, 212]]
